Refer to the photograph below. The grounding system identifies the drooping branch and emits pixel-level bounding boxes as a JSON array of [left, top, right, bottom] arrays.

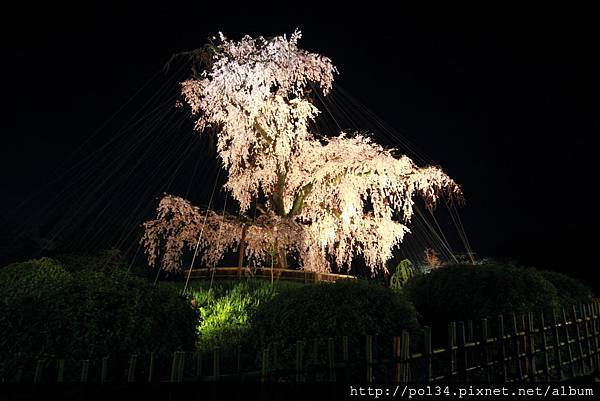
[[142, 31, 463, 276]]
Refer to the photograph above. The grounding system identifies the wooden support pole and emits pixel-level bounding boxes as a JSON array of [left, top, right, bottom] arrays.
[[100, 356, 108, 383], [236, 345, 242, 376], [424, 326, 433, 382], [213, 347, 220, 381], [481, 318, 491, 382], [295, 340, 304, 383], [261, 348, 269, 383], [467, 320, 474, 342], [512, 314, 524, 381], [170, 352, 180, 382], [551, 310, 564, 381], [400, 330, 410, 382], [328, 338, 336, 382], [562, 308, 576, 377], [34, 359, 45, 384], [592, 302, 600, 373], [177, 352, 185, 382], [127, 354, 138, 383], [448, 322, 457, 379], [525, 312, 536, 382], [80, 360, 89, 383], [583, 304, 593, 373], [366, 335, 373, 383], [497, 316, 508, 382], [342, 336, 349, 382], [457, 322, 468, 382], [195, 352, 202, 379], [56, 359, 65, 383], [573, 305, 586, 375], [539, 312, 550, 381], [148, 353, 155, 383], [15, 366, 23, 383], [393, 335, 401, 383], [237, 225, 247, 279]]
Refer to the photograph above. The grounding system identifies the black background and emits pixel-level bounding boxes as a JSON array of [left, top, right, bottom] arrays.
[[1, 3, 598, 287]]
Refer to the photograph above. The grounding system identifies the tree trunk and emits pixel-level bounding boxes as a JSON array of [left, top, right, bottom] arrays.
[[237, 225, 247, 279]]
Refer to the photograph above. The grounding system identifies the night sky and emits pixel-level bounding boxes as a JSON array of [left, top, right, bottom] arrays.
[[1, 4, 598, 287]]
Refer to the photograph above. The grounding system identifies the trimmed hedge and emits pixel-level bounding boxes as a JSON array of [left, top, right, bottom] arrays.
[[0, 258, 198, 380], [538, 270, 593, 307], [248, 279, 419, 372], [179, 280, 304, 352], [54, 249, 127, 274], [404, 263, 561, 326]]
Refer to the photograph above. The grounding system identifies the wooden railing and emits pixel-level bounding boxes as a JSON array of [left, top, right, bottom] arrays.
[[186, 267, 356, 284]]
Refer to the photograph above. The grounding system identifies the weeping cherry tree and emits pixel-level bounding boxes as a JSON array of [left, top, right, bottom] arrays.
[[141, 31, 462, 275]]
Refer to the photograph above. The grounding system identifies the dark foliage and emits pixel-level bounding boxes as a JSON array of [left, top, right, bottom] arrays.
[[55, 249, 126, 274], [404, 263, 561, 327], [538, 270, 593, 307], [0, 258, 198, 380], [247, 279, 418, 374]]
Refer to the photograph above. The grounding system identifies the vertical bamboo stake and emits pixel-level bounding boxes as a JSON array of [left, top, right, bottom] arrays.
[[127, 354, 138, 383], [295, 340, 304, 383], [342, 336, 349, 382], [327, 338, 336, 382], [195, 352, 202, 379], [481, 318, 491, 382], [572, 305, 586, 375], [595, 301, 600, 372], [56, 359, 65, 383], [213, 347, 220, 381], [148, 353, 155, 383], [401, 331, 410, 382], [448, 322, 456, 379], [393, 335, 401, 383], [521, 313, 530, 376], [177, 352, 185, 382], [467, 320, 474, 342], [424, 326, 433, 382], [312, 338, 319, 381], [539, 312, 550, 381], [366, 335, 373, 383], [261, 348, 269, 383], [402, 334, 408, 382], [80, 360, 89, 383], [272, 343, 278, 372], [582, 304, 593, 373], [525, 312, 536, 382], [591, 302, 600, 373], [34, 359, 45, 384], [512, 314, 524, 381], [497, 316, 508, 382], [170, 352, 180, 382], [101, 356, 108, 383], [457, 322, 467, 382], [236, 345, 242, 377], [562, 308, 575, 377], [551, 310, 564, 381]]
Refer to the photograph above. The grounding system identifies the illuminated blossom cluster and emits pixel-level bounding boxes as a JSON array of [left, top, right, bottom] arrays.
[[142, 32, 462, 274], [181, 30, 336, 212]]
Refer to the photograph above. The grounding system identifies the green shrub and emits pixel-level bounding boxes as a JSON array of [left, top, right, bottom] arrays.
[[0, 257, 72, 296], [248, 279, 419, 374], [55, 249, 127, 274], [390, 259, 415, 290], [0, 258, 198, 380], [404, 263, 561, 326], [538, 270, 593, 307], [176, 280, 303, 352]]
